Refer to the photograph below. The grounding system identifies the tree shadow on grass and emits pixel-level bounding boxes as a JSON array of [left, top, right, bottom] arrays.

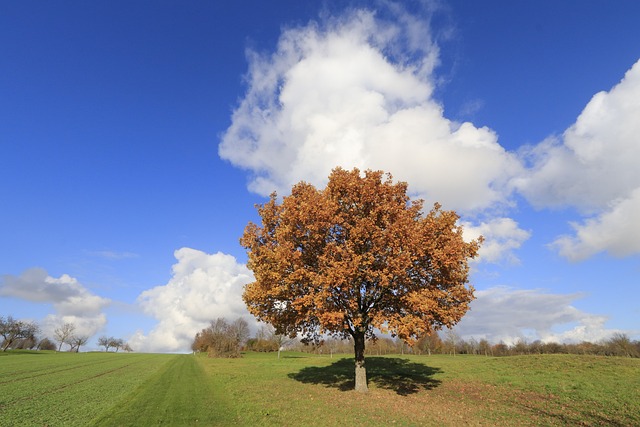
[[289, 357, 442, 395]]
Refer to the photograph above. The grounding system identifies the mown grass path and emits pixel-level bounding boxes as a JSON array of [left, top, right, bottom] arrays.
[[92, 354, 235, 426]]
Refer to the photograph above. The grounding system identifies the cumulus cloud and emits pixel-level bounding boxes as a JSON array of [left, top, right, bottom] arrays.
[[219, 5, 528, 263], [551, 188, 640, 261], [462, 218, 531, 264], [219, 6, 523, 215], [0, 268, 109, 337], [518, 59, 640, 260], [455, 287, 624, 345], [129, 248, 254, 353]]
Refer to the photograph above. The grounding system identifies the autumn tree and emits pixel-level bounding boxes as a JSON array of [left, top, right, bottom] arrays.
[[241, 168, 481, 392]]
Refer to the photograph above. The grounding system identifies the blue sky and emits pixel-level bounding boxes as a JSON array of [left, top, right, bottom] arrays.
[[1, 1, 639, 352]]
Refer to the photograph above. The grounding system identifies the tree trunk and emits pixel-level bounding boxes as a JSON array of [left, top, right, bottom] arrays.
[[353, 331, 368, 393]]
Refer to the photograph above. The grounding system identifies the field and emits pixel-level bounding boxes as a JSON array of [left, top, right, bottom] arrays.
[[0, 350, 638, 426]]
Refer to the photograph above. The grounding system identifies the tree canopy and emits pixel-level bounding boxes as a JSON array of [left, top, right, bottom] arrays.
[[241, 167, 481, 392]]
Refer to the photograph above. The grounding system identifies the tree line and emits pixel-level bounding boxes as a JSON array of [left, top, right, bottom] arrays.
[[1, 315, 132, 353], [97, 335, 133, 352], [194, 316, 639, 359], [286, 331, 640, 358], [192, 317, 293, 358], [0, 315, 40, 351]]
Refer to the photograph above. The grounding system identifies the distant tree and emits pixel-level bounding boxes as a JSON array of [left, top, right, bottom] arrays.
[[416, 332, 443, 356], [606, 333, 638, 357], [528, 340, 543, 355], [248, 325, 278, 353], [248, 324, 294, 357], [38, 337, 57, 351], [367, 337, 395, 356], [478, 339, 492, 356], [98, 335, 111, 352], [54, 323, 76, 351], [241, 168, 481, 392], [443, 329, 461, 356], [541, 341, 563, 354], [229, 318, 250, 349], [70, 335, 89, 353], [122, 343, 133, 352], [191, 317, 247, 357], [0, 316, 39, 351], [109, 337, 124, 352], [14, 334, 38, 350], [513, 339, 529, 355], [463, 337, 479, 355], [491, 342, 509, 357]]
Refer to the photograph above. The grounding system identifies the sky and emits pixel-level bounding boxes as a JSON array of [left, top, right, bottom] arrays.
[[1, 0, 639, 353]]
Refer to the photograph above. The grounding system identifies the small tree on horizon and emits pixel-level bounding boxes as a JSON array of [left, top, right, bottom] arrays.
[[54, 323, 76, 352], [98, 335, 111, 352], [109, 337, 125, 352], [241, 168, 480, 392], [70, 335, 89, 352]]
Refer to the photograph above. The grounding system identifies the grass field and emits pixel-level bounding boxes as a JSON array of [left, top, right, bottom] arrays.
[[1, 350, 638, 426]]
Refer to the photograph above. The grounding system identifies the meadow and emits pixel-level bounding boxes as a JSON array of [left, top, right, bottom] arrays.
[[0, 350, 638, 426]]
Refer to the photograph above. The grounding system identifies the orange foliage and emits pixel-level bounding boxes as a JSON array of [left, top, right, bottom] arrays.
[[241, 167, 481, 347]]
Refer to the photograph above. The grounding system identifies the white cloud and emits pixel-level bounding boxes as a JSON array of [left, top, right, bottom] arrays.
[[462, 218, 531, 264], [455, 287, 624, 345], [42, 314, 107, 340], [130, 248, 254, 353], [0, 268, 110, 338], [219, 6, 523, 215], [518, 59, 640, 259], [551, 187, 640, 261]]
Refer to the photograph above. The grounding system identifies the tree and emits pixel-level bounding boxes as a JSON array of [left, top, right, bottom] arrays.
[[54, 322, 76, 351], [228, 318, 250, 350], [478, 339, 492, 356], [241, 168, 481, 392], [70, 335, 89, 353], [606, 333, 638, 357], [255, 323, 294, 358], [38, 337, 57, 351], [191, 317, 248, 358], [0, 316, 39, 352], [416, 332, 443, 356], [109, 337, 124, 352], [98, 335, 111, 352]]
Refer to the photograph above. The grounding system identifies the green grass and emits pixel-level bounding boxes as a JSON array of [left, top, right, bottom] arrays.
[[0, 352, 176, 426], [1, 350, 638, 426], [92, 353, 235, 426]]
